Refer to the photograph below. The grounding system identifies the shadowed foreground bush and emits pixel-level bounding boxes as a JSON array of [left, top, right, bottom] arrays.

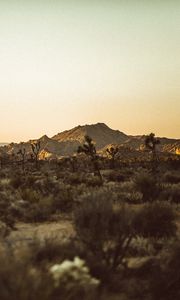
[[150, 240, 180, 300], [134, 201, 177, 239], [74, 192, 177, 276], [74, 190, 136, 270], [134, 173, 160, 202], [0, 241, 99, 300]]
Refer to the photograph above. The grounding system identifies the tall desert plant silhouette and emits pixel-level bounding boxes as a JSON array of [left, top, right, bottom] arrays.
[[77, 135, 102, 181], [106, 146, 119, 169], [145, 133, 160, 172], [17, 147, 26, 172], [31, 141, 41, 169]]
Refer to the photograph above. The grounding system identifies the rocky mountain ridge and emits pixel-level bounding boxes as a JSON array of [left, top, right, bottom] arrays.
[[1, 123, 180, 159]]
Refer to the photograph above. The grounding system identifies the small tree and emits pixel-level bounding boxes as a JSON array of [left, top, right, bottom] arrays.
[[77, 135, 102, 181], [145, 133, 160, 172], [31, 141, 41, 169], [106, 146, 119, 169]]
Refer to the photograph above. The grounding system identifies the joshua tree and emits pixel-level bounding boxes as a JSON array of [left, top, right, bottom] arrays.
[[106, 146, 119, 169], [145, 133, 160, 172], [17, 147, 26, 172], [77, 135, 102, 181], [31, 141, 41, 169]]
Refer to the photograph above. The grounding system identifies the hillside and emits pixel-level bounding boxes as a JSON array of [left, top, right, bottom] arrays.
[[52, 123, 128, 149], [1, 123, 180, 158]]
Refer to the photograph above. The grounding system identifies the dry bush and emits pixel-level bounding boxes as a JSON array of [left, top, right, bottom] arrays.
[[0, 248, 53, 300], [22, 196, 54, 222], [53, 187, 74, 213], [0, 191, 16, 229], [150, 240, 180, 300], [163, 171, 180, 184], [0, 239, 98, 300], [74, 190, 138, 272], [104, 170, 126, 182], [74, 191, 177, 286], [63, 173, 86, 185], [10, 173, 24, 189], [160, 184, 180, 204], [134, 201, 177, 239], [134, 172, 160, 202]]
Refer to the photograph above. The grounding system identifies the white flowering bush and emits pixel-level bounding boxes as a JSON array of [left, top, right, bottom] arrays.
[[50, 257, 100, 297]]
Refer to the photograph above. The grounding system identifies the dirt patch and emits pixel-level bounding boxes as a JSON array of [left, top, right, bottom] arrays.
[[5, 220, 75, 248]]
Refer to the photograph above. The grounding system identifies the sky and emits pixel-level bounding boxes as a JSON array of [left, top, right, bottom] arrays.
[[0, 0, 180, 142]]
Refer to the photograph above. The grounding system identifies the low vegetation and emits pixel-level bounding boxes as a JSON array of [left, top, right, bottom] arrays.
[[0, 134, 180, 299]]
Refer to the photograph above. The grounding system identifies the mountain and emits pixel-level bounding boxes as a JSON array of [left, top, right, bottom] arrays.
[[1, 123, 180, 158], [52, 123, 128, 150]]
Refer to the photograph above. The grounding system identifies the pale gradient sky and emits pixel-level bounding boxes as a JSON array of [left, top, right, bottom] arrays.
[[0, 0, 180, 142]]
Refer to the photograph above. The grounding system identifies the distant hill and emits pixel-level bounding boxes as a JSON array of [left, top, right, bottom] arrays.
[[52, 123, 128, 149], [1, 123, 180, 158]]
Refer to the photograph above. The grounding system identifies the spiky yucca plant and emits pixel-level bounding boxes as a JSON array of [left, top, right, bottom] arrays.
[[17, 147, 26, 172], [77, 135, 102, 181], [31, 141, 41, 169], [106, 146, 119, 169], [145, 133, 160, 172]]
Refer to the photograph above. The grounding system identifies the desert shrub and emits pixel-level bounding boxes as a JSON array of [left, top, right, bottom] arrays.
[[134, 202, 177, 239], [42, 176, 59, 194], [167, 157, 180, 170], [21, 183, 75, 217], [33, 176, 59, 196], [64, 173, 86, 185], [32, 238, 86, 268], [0, 221, 10, 238], [53, 186, 74, 212], [20, 188, 41, 203], [74, 190, 137, 272], [23, 196, 54, 222], [0, 191, 16, 229], [30, 237, 65, 265], [0, 170, 7, 179], [134, 172, 160, 202], [55, 170, 69, 180], [63, 173, 103, 187], [120, 191, 142, 204], [50, 257, 99, 299], [0, 249, 53, 300], [0, 239, 99, 300], [163, 171, 180, 184], [150, 240, 180, 300], [85, 175, 103, 187], [119, 277, 150, 300], [160, 184, 180, 203], [104, 170, 126, 182], [10, 173, 24, 189], [38, 196, 54, 216], [117, 180, 134, 192], [130, 237, 155, 257], [0, 181, 3, 192], [23, 174, 36, 188]]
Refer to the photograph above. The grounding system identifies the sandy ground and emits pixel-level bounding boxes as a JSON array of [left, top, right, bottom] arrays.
[[4, 220, 75, 249]]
